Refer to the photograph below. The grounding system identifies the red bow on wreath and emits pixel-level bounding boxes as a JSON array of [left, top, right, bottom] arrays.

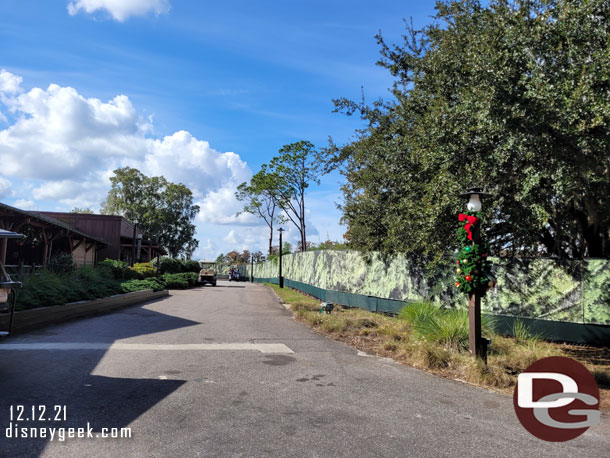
[[458, 213, 479, 241]]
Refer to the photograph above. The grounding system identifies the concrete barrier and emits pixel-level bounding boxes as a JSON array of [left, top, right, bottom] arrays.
[[0, 289, 169, 335]]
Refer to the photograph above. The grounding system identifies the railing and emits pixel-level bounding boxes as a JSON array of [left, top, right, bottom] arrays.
[[5, 265, 44, 278]]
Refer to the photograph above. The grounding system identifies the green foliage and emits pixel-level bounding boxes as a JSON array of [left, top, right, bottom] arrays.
[[181, 259, 201, 273], [235, 169, 283, 256], [131, 262, 156, 278], [101, 167, 200, 258], [47, 253, 76, 274], [151, 256, 183, 274], [266, 141, 322, 252], [327, 0, 610, 260], [399, 302, 495, 350], [161, 272, 198, 289], [16, 267, 122, 310], [512, 319, 542, 344], [455, 211, 495, 296], [98, 259, 139, 280], [70, 207, 93, 214], [15, 262, 199, 310], [310, 240, 349, 251], [120, 277, 165, 293]]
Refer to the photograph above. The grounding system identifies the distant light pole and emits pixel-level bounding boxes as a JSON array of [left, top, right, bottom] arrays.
[[130, 222, 137, 267], [136, 233, 142, 263], [250, 252, 254, 283], [459, 187, 492, 361], [277, 228, 285, 288]]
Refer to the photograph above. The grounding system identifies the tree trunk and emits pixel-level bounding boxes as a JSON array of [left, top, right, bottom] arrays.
[[301, 195, 306, 252], [268, 221, 273, 256]]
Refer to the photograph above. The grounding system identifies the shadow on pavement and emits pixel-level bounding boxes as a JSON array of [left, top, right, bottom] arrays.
[[0, 297, 196, 457]]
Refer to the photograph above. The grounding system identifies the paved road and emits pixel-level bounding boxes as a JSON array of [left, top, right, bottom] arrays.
[[0, 282, 608, 457]]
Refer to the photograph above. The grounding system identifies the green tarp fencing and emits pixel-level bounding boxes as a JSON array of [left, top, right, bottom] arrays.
[[253, 276, 610, 345], [251, 251, 610, 326]]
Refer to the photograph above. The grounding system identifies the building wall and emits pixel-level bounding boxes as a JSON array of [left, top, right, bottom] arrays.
[[72, 242, 96, 267], [38, 212, 127, 261]]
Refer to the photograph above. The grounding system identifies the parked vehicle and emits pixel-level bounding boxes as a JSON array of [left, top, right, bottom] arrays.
[[228, 267, 240, 282], [198, 261, 217, 286]]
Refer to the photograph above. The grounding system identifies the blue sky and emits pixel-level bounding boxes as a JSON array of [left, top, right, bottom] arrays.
[[0, 0, 438, 259]]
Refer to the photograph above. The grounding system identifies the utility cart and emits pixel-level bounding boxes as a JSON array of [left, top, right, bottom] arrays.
[[0, 229, 25, 337]]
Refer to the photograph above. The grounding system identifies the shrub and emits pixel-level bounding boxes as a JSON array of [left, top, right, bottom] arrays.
[[131, 262, 156, 278], [47, 253, 76, 274], [151, 257, 183, 274], [181, 259, 201, 273], [97, 259, 139, 280], [75, 266, 122, 298], [161, 272, 198, 289], [16, 267, 122, 310], [17, 272, 71, 309], [120, 277, 165, 293]]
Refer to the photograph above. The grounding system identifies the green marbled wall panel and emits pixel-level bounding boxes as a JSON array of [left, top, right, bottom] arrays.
[[584, 259, 610, 325], [253, 251, 609, 324]]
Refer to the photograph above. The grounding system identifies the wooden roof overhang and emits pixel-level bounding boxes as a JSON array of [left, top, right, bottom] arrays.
[[0, 203, 106, 245], [0, 203, 108, 267]]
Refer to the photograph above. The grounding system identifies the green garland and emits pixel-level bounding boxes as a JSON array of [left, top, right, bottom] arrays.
[[455, 211, 495, 296]]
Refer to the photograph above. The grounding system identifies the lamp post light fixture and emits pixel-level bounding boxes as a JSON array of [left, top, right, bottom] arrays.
[[458, 187, 492, 362], [277, 228, 285, 288]]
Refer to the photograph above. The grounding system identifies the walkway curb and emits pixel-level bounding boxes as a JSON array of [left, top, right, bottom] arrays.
[[261, 284, 291, 310], [3, 289, 169, 335]]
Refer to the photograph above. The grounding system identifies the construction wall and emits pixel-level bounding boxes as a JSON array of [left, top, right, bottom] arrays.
[[252, 250, 610, 325]]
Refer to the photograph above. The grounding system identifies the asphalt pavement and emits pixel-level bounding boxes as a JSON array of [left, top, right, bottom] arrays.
[[0, 281, 608, 457]]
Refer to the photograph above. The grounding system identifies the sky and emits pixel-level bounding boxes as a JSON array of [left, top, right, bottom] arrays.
[[0, 0, 438, 260]]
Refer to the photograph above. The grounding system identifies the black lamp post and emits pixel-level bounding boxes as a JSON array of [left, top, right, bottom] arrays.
[[459, 187, 492, 361], [277, 228, 285, 288], [130, 222, 137, 267], [250, 252, 254, 283]]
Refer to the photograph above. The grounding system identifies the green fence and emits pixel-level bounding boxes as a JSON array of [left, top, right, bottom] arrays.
[[254, 276, 610, 345], [252, 251, 610, 326]]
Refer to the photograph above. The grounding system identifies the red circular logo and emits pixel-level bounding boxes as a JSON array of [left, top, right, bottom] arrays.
[[513, 356, 600, 442]]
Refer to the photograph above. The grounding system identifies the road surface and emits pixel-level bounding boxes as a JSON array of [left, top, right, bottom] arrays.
[[0, 282, 608, 457]]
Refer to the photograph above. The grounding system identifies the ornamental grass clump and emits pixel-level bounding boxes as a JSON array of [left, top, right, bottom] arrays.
[[399, 301, 494, 351], [512, 318, 542, 345]]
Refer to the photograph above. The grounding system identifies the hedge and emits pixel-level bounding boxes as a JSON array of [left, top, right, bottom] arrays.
[[15, 265, 201, 311]]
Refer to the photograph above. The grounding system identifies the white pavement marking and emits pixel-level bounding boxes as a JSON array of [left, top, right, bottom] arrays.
[[0, 342, 294, 354]]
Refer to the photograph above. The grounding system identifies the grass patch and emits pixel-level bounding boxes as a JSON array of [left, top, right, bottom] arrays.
[[264, 283, 320, 307], [399, 301, 495, 351], [265, 284, 609, 408]]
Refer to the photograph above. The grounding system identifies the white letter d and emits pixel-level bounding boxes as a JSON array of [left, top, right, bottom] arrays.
[[518, 372, 578, 408]]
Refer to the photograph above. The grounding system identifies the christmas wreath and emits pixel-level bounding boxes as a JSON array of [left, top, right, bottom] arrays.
[[455, 211, 496, 296]]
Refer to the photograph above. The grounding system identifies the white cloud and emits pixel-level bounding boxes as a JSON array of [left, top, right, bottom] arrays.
[[198, 186, 259, 225], [0, 176, 12, 197], [224, 230, 238, 245], [0, 70, 22, 95], [13, 199, 36, 210], [0, 70, 257, 257], [0, 81, 148, 181], [142, 131, 251, 199], [0, 70, 249, 212], [0, 70, 343, 260], [67, 0, 170, 22]]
